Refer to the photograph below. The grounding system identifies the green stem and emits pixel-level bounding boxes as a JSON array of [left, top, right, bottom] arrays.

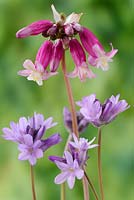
[[61, 182, 66, 200], [82, 175, 90, 200], [84, 171, 99, 200], [98, 128, 104, 200], [30, 165, 36, 200]]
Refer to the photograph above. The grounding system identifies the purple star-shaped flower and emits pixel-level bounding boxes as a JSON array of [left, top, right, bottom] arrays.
[[76, 94, 130, 127], [54, 151, 84, 189], [49, 134, 97, 188], [2, 113, 62, 165]]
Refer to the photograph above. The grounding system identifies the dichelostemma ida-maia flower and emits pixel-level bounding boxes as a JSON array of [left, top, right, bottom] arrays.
[[16, 5, 118, 85]]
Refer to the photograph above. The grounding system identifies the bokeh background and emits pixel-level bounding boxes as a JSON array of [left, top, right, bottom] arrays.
[[0, 0, 133, 199]]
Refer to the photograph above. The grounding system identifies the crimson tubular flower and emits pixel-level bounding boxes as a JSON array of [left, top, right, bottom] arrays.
[[16, 5, 118, 85]]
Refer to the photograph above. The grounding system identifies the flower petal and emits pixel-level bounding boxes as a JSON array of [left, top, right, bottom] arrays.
[[55, 161, 68, 170], [18, 152, 29, 160], [67, 175, 75, 189], [64, 151, 73, 165], [65, 13, 83, 24], [34, 149, 44, 158], [23, 134, 33, 146], [75, 169, 84, 179], [29, 156, 37, 165], [51, 4, 61, 23], [55, 172, 69, 184]]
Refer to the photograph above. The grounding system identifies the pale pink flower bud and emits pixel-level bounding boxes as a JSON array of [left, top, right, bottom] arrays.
[[36, 40, 53, 69], [73, 23, 82, 32], [47, 25, 57, 36], [16, 20, 53, 38], [64, 24, 74, 36], [50, 40, 64, 72]]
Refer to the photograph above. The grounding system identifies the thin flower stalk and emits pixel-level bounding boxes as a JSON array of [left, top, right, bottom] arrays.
[[82, 173, 90, 200], [61, 183, 66, 200], [30, 165, 36, 200], [61, 52, 89, 200], [84, 171, 99, 200], [61, 51, 79, 138], [98, 128, 104, 200]]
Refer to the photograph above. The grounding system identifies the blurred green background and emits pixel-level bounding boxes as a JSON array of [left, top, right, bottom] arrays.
[[0, 0, 133, 199]]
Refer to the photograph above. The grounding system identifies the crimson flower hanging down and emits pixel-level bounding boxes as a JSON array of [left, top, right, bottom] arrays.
[[2, 113, 62, 165], [16, 5, 118, 85]]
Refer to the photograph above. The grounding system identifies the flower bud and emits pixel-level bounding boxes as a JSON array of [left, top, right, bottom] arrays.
[[36, 40, 53, 69], [16, 20, 53, 38]]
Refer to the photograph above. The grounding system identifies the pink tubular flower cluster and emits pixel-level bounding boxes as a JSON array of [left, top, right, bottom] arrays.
[[16, 5, 118, 85]]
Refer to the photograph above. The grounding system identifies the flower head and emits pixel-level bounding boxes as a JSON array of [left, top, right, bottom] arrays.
[[2, 113, 61, 165], [52, 151, 84, 189], [79, 28, 118, 70], [16, 5, 83, 41], [16, 5, 118, 83], [88, 43, 118, 71], [69, 134, 98, 166], [68, 39, 96, 81], [49, 134, 97, 188], [77, 94, 130, 127], [63, 107, 90, 133], [18, 41, 58, 85]]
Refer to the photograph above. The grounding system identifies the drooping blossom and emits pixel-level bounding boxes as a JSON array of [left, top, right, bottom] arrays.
[[68, 39, 95, 81], [18, 41, 57, 86], [63, 107, 90, 133], [49, 134, 97, 189], [2, 113, 62, 165], [50, 40, 64, 72], [16, 20, 53, 38], [79, 28, 118, 71], [16, 5, 117, 84], [76, 94, 130, 127]]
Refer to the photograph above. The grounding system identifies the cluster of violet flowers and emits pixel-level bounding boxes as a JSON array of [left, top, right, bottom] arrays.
[[2, 5, 130, 200], [3, 113, 61, 165]]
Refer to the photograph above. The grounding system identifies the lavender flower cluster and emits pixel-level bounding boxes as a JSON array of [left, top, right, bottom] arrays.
[[3, 113, 61, 165], [49, 134, 98, 189]]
